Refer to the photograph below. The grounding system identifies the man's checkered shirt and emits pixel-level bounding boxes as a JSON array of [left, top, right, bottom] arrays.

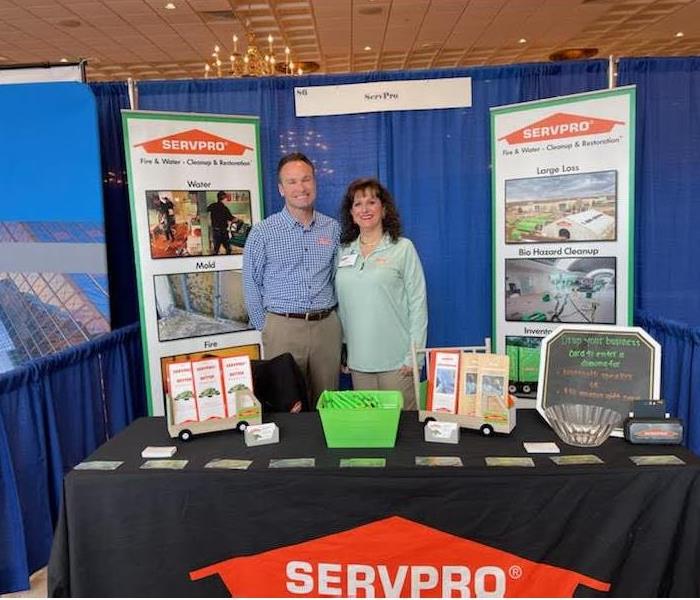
[[243, 207, 340, 330]]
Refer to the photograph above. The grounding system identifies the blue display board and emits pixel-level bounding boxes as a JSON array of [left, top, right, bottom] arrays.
[[0, 81, 110, 373]]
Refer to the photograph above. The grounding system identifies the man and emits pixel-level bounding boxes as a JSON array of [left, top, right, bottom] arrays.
[[207, 191, 234, 255], [157, 196, 175, 242], [243, 152, 341, 407]]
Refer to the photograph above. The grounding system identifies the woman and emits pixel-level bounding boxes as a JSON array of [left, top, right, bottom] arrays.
[[336, 178, 427, 410]]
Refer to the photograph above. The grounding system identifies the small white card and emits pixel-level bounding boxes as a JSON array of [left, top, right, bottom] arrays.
[[523, 442, 560, 454], [141, 446, 177, 458], [426, 421, 459, 439]]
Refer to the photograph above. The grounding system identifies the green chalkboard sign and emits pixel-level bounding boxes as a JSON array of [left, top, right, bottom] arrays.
[[537, 326, 661, 435]]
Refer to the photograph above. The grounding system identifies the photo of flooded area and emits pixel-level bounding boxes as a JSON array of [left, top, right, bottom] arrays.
[[505, 257, 616, 324], [146, 190, 252, 259], [154, 270, 252, 342], [505, 170, 617, 243]]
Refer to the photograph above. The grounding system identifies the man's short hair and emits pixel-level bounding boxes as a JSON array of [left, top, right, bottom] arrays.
[[217, 191, 227, 200], [277, 152, 315, 181]]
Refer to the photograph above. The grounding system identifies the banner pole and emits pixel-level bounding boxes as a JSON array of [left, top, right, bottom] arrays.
[[608, 55, 616, 89]]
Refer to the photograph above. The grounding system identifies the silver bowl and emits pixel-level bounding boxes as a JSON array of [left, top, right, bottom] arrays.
[[544, 403, 623, 447]]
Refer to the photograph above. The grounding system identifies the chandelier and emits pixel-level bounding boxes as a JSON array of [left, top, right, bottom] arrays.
[[205, 13, 303, 79]]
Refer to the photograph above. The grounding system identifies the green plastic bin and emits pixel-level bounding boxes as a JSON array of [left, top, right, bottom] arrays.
[[318, 390, 403, 448]]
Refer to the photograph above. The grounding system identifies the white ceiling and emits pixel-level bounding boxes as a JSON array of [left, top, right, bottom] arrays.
[[0, 0, 698, 81]]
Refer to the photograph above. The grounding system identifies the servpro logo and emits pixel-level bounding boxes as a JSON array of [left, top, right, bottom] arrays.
[[500, 112, 624, 145], [189, 516, 610, 597], [135, 129, 253, 155]]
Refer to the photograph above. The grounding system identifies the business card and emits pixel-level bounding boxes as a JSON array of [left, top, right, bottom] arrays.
[[340, 458, 387, 468], [74, 460, 123, 471], [204, 459, 253, 470], [415, 456, 463, 467], [485, 457, 535, 467], [269, 458, 315, 469], [630, 455, 685, 466], [140, 459, 188, 470], [550, 454, 604, 466]]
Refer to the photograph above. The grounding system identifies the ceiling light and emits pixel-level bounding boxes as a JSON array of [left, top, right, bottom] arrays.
[[204, 6, 307, 78], [549, 47, 598, 61], [59, 58, 68, 62], [675, 31, 684, 38], [364, 45, 372, 51], [165, 2, 175, 8], [518, 38, 527, 44]]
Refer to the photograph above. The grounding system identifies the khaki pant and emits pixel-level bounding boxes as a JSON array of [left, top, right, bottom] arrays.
[[262, 311, 341, 408], [350, 368, 417, 410]]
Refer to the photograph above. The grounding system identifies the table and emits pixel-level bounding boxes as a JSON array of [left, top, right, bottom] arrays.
[[48, 410, 700, 597]]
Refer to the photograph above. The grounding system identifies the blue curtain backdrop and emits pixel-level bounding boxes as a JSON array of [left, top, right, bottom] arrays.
[[137, 61, 609, 347], [0, 324, 145, 594], [89, 82, 138, 328], [618, 57, 700, 327], [618, 56, 700, 455]]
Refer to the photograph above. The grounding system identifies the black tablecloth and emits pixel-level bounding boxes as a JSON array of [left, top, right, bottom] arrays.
[[48, 410, 700, 597]]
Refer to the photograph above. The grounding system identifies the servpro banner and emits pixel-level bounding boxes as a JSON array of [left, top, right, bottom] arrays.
[[190, 516, 610, 597], [122, 111, 264, 416], [490, 87, 635, 405]]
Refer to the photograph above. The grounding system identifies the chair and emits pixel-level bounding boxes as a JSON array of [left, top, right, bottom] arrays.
[[251, 353, 309, 412]]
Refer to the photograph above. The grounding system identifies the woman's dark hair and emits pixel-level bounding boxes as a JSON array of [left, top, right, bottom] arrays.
[[340, 178, 402, 244]]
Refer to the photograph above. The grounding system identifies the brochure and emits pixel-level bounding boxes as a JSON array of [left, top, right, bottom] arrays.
[[221, 355, 254, 417], [476, 354, 510, 425], [426, 350, 461, 413], [168, 361, 198, 425], [192, 358, 227, 420], [457, 353, 479, 415]]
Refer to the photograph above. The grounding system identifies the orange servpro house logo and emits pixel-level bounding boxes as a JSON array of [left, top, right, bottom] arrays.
[[135, 129, 253, 155], [189, 516, 610, 597], [500, 112, 624, 145]]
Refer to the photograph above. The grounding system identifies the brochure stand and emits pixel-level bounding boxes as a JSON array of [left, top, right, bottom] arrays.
[[166, 355, 262, 441], [413, 339, 516, 436]]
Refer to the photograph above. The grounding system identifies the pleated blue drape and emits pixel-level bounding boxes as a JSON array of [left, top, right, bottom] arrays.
[[89, 82, 138, 328], [0, 324, 145, 594], [618, 58, 700, 326], [617, 57, 700, 453]]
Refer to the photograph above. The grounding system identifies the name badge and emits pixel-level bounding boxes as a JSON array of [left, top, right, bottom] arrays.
[[338, 253, 358, 268]]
